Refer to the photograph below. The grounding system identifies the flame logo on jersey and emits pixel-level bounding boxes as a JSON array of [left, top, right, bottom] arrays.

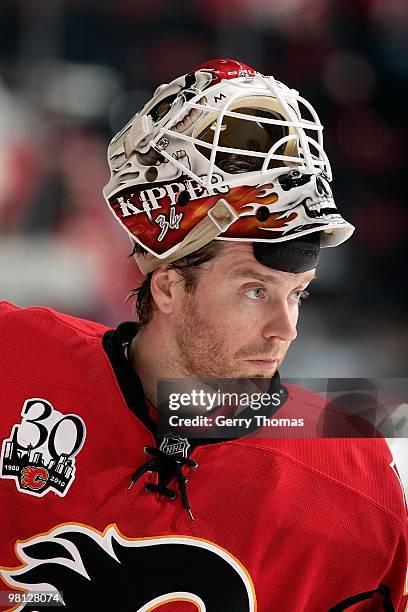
[[20, 466, 49, 491], [1, 524, 256, 611]]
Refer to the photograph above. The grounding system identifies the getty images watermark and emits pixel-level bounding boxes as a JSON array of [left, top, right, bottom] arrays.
[[166, 387, 303, 431], [157, 378, 298, 438], [157, 377, 408, 439], [168, 388, 282, 411]]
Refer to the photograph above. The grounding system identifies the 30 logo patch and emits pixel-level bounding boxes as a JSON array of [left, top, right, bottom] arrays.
[[0, 398, 86, 497]]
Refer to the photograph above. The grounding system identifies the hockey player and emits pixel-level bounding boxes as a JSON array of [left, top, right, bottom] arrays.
[[0, 59, 406, 611]]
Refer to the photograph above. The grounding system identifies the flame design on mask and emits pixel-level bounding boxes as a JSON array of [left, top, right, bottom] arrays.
[[222, 183, 297, 239], [109, 181, 298, 256]]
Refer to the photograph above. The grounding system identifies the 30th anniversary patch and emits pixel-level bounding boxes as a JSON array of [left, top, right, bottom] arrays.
[[0, 398, 86, 497]]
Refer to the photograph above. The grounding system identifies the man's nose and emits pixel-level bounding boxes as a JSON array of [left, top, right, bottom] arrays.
[[261, 299, 298, 343]]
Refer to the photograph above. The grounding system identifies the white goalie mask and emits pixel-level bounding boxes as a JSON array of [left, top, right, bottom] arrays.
[[103, 59, 354, 273]]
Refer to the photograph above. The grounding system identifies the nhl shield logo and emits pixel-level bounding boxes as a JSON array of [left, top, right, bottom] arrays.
[[0, 398, 86, 497], [159, 435, 190, 459]]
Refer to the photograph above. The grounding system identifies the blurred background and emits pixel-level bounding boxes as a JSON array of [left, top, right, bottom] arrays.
[[0, 0, 407, 458], [1, 0, 407, 376]]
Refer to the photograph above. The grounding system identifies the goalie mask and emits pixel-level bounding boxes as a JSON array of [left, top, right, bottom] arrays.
[[103, 59, 354, 274]]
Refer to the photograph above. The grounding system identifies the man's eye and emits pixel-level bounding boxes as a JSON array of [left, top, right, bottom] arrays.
[[293, 289, 310, 304], [244, 287, 265, 300]]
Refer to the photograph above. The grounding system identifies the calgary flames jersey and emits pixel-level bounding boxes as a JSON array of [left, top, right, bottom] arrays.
[[0, 301, 406, 611]]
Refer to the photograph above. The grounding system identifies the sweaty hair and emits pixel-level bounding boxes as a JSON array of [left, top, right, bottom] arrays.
[[127, 241, 225, 327]]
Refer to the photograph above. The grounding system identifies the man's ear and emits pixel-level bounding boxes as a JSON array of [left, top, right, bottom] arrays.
[[150, 267, 180, 314]]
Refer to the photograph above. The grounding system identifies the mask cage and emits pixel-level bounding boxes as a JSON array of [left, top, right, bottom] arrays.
[[149, 73, 331, 190], [195, 106, 290, 174]]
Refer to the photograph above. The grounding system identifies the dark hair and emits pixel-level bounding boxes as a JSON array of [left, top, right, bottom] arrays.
[[127, 241, 224, 326]]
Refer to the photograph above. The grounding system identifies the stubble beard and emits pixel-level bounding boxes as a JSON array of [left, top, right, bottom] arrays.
[[174, 293, 288, 380]]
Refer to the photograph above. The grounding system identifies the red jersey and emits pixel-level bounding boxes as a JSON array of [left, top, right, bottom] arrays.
[[0, 301, 406, 611]]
